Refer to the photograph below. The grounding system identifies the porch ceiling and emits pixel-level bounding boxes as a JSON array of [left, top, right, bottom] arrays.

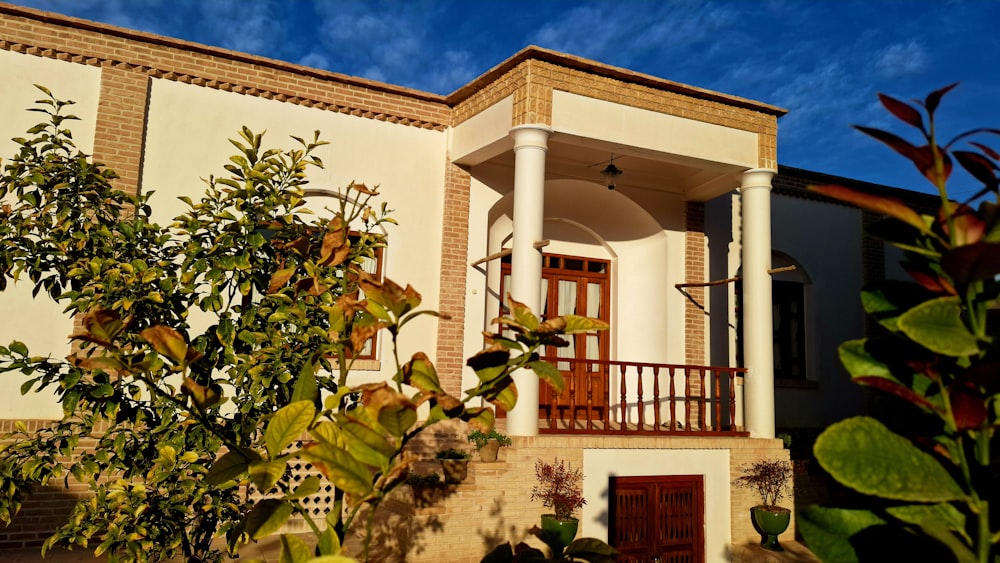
[[480, 133, 745, 202]]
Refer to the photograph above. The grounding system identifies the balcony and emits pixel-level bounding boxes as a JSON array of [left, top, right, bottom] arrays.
[[537, 357, 748, 436]]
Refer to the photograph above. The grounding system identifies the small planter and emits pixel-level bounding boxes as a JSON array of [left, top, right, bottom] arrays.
[[439, 459, 469, 484], [540, 514, 579, 549], [751, 505, 791, 551], [467, 427, 511, 463], [406, 473, 443, 507], [478, 439, 502, 462]]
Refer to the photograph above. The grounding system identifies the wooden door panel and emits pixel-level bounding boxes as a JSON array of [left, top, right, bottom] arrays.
[[500, 254, 610, 423], [610, 475, 705, 563]]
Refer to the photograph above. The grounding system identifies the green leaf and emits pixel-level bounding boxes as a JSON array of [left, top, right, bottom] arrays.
[[249, 458, 287, 491], [291, 357, 319, 405], [9, 341, 28, 356], [860, 281, 931, 332], [400, 353, 443, 394], [528, 360, 564, 393], [887, 503, 974, 558], [285, 475, 321, 500], [279, 533, 312, 563], [375, 401, 417, 438], [798, 506, 885, 563], [300, 442, 373, 497], [205, 450, 257, 486], [838, 339, 892, 380], [564, 537, 619, 563], [815, 417, 966, 502], [897, 297, 979, 357], [561, 315, 610, 334], [317, 526, 341, 555], [265, 401, 316, 458], [509, 298, 539, 331], [244, 499, 294, 540], [340, 419, 393, 468]]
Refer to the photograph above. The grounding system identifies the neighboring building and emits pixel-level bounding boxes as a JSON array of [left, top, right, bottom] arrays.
[[0, 4, 932, 561]]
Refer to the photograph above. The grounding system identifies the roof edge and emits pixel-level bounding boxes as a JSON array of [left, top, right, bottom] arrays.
[[445, 45, 788, 117], [0, 2, 448, 105]]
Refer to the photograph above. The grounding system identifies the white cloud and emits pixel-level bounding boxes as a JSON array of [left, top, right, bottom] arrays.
[[195, 0, 287, 55], [297, 52, 331, 71], [530, 1, 739, 69], [874, 40, 928, 78]]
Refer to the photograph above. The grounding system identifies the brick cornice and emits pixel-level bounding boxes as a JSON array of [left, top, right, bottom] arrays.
[[446, 45, 788, 118], [0, 3, 450, 130]]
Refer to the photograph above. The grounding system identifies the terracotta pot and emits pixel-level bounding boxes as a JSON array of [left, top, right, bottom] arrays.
[[540, 514, 579, 549], [478, 439, 502, 462], [439, 459, 469, 483], [751, 505, 790, 551]]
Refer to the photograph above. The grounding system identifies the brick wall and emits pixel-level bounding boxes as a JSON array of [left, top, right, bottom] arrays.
[[0, 420, 94, 550], [383, 426, 790, 562], [434, 162, 473, 393]]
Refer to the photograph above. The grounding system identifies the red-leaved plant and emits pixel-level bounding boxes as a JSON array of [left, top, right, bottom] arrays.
[[798, 84, 1000, 563], [733, 459, 792, 510], [531, 458, 586, 521]]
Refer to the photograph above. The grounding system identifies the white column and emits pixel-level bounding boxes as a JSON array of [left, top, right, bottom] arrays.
[[507, 125, 551, 436], [741, 168, 776, 438]]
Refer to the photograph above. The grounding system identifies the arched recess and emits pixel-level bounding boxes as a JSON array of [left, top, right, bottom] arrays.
[[483, 178, 676, 365], [735, 251, 813, 382]]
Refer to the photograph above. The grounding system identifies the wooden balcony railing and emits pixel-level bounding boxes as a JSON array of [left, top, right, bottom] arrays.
[[537, 357, 748, 436]]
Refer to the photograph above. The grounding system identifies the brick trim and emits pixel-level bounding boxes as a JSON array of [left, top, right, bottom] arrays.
[[0, 7, 450, 131], [684, 201, 706, 365], [434, 162, 472, 393], [92, 65, 149, 196]]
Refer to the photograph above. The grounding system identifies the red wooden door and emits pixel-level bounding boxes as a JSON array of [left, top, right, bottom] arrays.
[[500, 253, 610, 422], [610, 475, 705, 563]]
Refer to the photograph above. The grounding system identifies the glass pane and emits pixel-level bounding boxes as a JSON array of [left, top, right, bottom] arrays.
[[586, 282, 601, 361], [360, 255, 378, 275], [557, 280, 576, 315]]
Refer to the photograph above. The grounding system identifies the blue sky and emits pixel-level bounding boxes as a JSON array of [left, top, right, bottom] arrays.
[[9, 0, 1000, 200]]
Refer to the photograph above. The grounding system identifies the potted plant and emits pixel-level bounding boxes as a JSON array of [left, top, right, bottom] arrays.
[[435, 448, 472, 483], [733, 458, 793, 551], [467, 428, 512, 462], [405, 472, 443, 507], [530, 458, 587, 551]]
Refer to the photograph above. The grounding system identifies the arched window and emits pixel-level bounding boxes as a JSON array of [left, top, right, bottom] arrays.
[[736, 252, 811, 381]]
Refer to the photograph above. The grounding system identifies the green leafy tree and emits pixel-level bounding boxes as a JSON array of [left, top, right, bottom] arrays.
[[0, 88, 609, 562], [799, 85, 1000, 563]]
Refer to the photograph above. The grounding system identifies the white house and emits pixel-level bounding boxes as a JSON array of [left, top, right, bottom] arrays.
[[0, 4, 921, 561]]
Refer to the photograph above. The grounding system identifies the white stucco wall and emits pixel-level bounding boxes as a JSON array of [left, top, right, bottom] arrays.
[[552, 91, 759, 169], [583, 449, 731, 563], [0, 51, 102, 419], [141, 79, 448, 382]]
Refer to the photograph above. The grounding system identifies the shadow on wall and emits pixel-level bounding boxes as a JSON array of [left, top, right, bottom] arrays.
[[0, 484, 79, 551], [343, 488, 445, 561], [479, 497, 531, 555]]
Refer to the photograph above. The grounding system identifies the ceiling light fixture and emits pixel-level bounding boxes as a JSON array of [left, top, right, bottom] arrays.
[[601, 155, 623, 190]]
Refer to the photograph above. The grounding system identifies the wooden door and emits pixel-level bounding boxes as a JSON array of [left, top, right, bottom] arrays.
[[500, 253, 610, 422], [610, 475, 705, 563]]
